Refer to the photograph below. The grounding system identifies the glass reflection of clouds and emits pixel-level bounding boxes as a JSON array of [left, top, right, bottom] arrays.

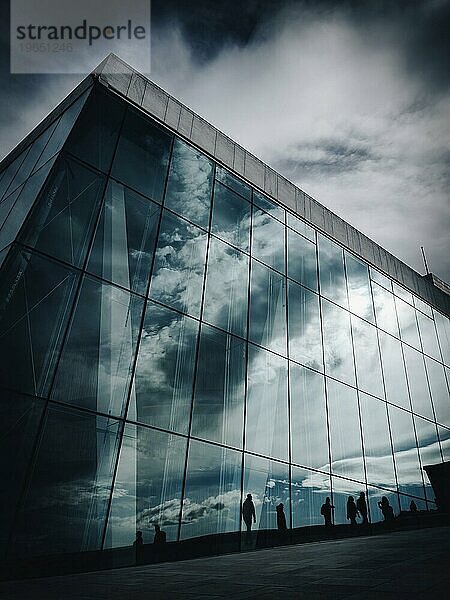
[[149, 211, 208, 318], [192, 324, 246, 448], [321, 299, 356, 386], [252, 207, 285, 274], [181, 441, 241, 541], [249, 260, 287, 356], [106, 424, 186, 547], [318, 234, 348, 309], [246, 345, 289, 461], [211, 182, 251, 252], [164, 138, 213, 229], [345, 252, 374, 322], [290, 365, 329, 471], [131, 302, 199, 434], [326, 378, 365, 482], [202, 236, 249, 339], [288, 282, 323, 371]]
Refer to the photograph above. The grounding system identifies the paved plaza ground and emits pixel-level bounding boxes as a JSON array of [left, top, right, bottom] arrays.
[[1, 525, 449, 599]]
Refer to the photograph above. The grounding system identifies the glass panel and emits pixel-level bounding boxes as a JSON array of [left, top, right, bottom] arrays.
[[393, 282, 413, 305], [433, 310, 450, 366], [287, 212, 315, 242], [253, 191, 285, 223], [181, 441, 241, 545], [0, 158, 56, 252], [413, 296, 432, 317], [105, 424, 186, 547], [20, 157, 105, 268], [287, 229, 318, 292], [4, 121, 58, 197], [51, 276, 144, 417], [321, 299, 355, 387], [291, 467, 330, 528], [359, 393, 396, 490], [252, 207, 285, 274], [416, 311, 441, 361], [249, 260, 287, 356], [0, 392, 45, 557], [215, 166, 251, 200], [398, 493, 427, 513], [413, 416, 441, 503], [290, 364, 329, 471], [0, 185, 23, 235], [33, 90, 89, 172], [0, 153, 27, 201], [65, 88, 124, 173], [370, 267, 392, 291], [372, 282, 399, 337], [318, 234, 347, 309], [288, 282, 322, 371], [192, 325, 246, 448], [112, 109, 172, 202], [388, 404, 425, 499], [12, 405, 120, 557], [403, 345, 434, 419], [131, 302, 198, 434], [202, 237, 249, 339], [351, 316, 384, 398], [0, 249, 79, 397], [86, 180, 160, 295], [438, 426, 450, 461], [345, 252, 374, 322], [395, 297, 420, 349], [164, 138, 213, 229], [378, 331, 410, 410], [326, 378, 365, 482], [149, 211, 208, 318], [246, 345, 289, 460], [243, 455, 290, 532], [211, 182, 251, 252], [425, 357, 450, 426]]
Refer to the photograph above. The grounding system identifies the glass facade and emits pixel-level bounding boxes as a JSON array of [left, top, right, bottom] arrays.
[[1, 83, 450, 564]]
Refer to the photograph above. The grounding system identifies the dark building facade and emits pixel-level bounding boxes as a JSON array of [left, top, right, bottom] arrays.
[[1, 55, 449, 566]]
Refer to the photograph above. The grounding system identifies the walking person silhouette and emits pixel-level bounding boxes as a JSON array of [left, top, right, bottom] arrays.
[[320, 497, 334, 527], [356, 491, 368, 525]]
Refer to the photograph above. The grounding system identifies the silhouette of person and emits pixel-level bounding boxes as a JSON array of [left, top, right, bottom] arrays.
[[356, 491, 368, 525], [276, 503, 287, 532], [346, 496, 358, 526], [410, 500, 418, 513], [242, 493, 256, 534], [133, 530, 144, 564], [320, 497, 334, 527], [378, 496, 394, 522], [154, 524, 166, 544]]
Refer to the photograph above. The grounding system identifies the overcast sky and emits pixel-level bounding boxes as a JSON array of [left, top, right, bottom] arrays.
[[1, 0, 449, 282]]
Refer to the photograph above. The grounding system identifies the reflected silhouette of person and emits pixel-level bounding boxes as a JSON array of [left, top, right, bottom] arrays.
[[276, 503, 287, 532], [356, 491, 368, 525], [378, 496, 394, 522], [154, 524, 167, 544], [346, 496, 358, 526], [242, 493, 256, 534], [410, 500, 418, 513], [320, 497, 334, 527]]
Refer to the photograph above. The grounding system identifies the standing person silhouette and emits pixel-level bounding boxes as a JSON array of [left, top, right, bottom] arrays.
[[320, 497, 334, 527], [153, 524, 166, 544], [276, 503, 287, 531], [356, 491, 368, 525], [346, 496, 358, 526], [242, 493, 256, 535], [378, 496, 394, 522]]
